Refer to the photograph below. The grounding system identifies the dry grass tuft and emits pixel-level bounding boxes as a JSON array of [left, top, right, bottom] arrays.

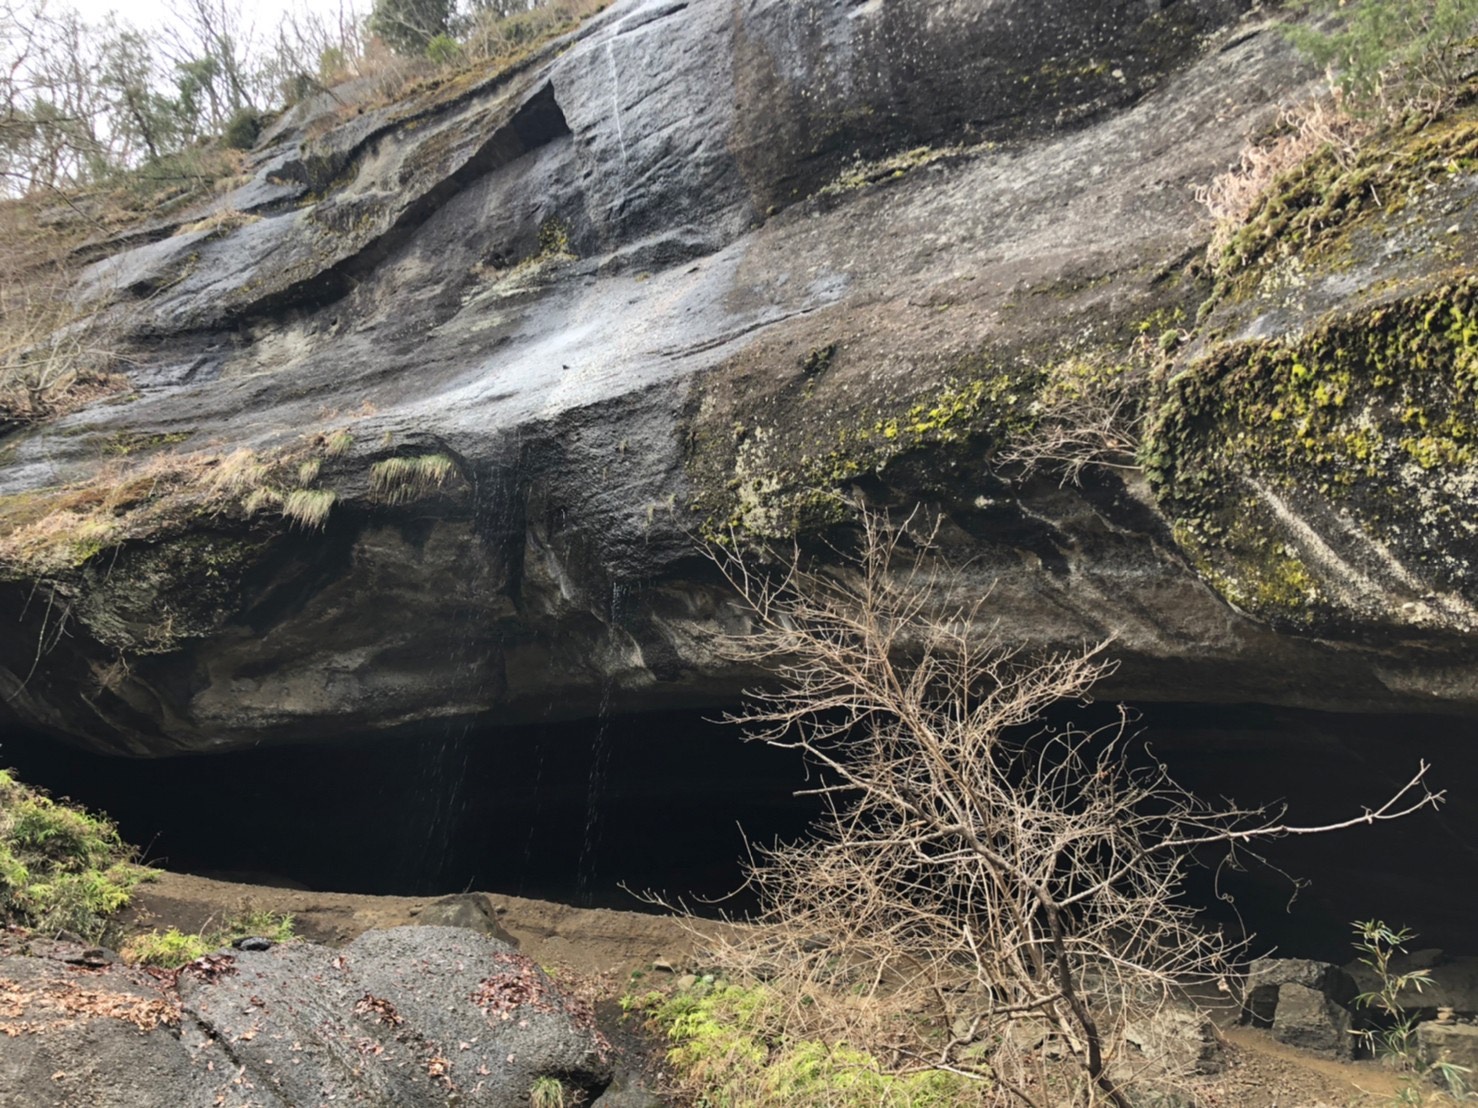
[[1196, 98, 1368, 263], [281, 488, 336, 530], [370, 453, 456, 504], [177, 207, 262, 237], [0, 426, 358, 577]]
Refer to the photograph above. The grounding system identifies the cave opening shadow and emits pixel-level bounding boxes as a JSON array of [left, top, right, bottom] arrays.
[[0, 708, 826, 917], [3, 702, 1475, 960]]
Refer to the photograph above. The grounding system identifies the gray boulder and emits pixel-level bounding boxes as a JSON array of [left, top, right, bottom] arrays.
[[1244, 957, 1358, 1027], [1122, 1003, 1226, 1079], [1417, 1019, 1478, 1075], [0, 927, 612, 1107], [1270, 983, 1354, 1059], [417, 892, 519, 945]]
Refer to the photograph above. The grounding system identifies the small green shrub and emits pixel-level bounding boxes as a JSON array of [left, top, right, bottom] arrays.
[[425, 33, 463, 66], [222, 107, 264, 151], [123, 908, 296, 968], [630, 979, 977, 1108], [0, 770, 152, 941], [1286, 0, 1478, 116], [124, 927, 210, 967], [1350, 919, 1474, 1102]]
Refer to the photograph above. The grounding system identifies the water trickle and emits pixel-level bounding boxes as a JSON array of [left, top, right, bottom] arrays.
[[574, 582, 628, 905], [517, 706, 553, 896], [574, 679, 615, 906]]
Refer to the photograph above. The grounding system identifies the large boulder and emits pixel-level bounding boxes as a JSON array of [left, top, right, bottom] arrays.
[[1244, 957, 1358, 1027], [0, 928, 612, 1107]]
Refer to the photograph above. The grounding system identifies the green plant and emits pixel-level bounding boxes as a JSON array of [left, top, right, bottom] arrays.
[[221, 106, 264, 151], [1349, 920, 1474, 1103], [0, 770, 153, 941], [123, 927, 211, 967], [1285, 0, 1478, 117], [369, 0, 452, 55], [630, 978, 972, 1108], [123, 908, 295, 968], [424, 32, 462, 66], [323, 429, 354, 458], [1352, 919, 1434, 1063]]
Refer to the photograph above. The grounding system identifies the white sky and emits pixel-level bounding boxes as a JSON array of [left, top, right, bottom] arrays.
[[57, 0, 369, 50]]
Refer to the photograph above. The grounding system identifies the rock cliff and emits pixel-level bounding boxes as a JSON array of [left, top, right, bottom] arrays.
[[3, 0, 1476, 756]]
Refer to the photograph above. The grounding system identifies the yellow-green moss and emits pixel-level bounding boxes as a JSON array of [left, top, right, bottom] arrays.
[[1211, 110, 1478, 306], [697, 369, 1042, 542], [123, 909, 295, 968], [1149, 278, 1478, 626], [630, 980, 979, 1108]]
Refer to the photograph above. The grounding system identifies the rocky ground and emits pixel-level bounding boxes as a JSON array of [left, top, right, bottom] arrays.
[[99, 870, 1455, 1107]]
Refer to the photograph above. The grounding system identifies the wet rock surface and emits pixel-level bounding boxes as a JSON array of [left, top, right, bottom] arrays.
[[0, 927, 612, 1107], [5, 0, 1478, 755]]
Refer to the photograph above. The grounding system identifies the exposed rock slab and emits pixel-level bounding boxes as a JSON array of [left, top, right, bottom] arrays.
[[4, 0, 1478, 755], [0, 928, 611, 1107]]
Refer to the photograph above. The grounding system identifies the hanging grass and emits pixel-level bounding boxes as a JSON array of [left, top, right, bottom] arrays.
[[370, 453, 456, 504], [282, 488, 336, 529]]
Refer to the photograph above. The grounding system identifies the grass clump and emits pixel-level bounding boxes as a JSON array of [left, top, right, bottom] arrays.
[[529, 1075, 571, 1108], [123, 908, 295, 968], [282, 488, 337, 529], [370, 453, 456, 504], [323, 429, 354, 458], [630, 979, 978, 1108], [0, 769, 153, 941]]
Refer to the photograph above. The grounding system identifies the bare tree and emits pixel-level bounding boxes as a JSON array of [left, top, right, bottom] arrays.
[[702, 508, 1442, 1107], [998, 357, 1146, 488]]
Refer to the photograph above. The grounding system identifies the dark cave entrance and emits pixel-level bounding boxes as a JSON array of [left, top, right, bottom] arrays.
[[2, 703, 1475, 962]]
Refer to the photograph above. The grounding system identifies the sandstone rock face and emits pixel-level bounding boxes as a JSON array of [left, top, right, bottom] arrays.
[[0, 928, 611, 1107], [4, 0, 1478, 756]]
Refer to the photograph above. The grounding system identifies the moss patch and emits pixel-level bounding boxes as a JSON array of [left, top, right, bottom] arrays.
[[629, 979, 977, 1107], [122, 909, 295, 968], [1210, 109, 1478, 307], [1148, 278, 1478, 628], [689, 360, 1042, 542]]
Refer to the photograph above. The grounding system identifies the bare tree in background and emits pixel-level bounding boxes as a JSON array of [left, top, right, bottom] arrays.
[[705, 508, 1443, 1107]]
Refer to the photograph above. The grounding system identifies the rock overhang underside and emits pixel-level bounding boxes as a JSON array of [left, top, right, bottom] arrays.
[[5, 0, 1478, 756]]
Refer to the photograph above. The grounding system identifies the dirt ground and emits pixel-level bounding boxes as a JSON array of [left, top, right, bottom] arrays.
[[117, 871, 1454, 1107]]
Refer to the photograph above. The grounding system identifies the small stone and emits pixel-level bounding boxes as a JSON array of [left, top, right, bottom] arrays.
[[1271, 983, 1353, 1058], [1418, 1020, 1478, 1072]]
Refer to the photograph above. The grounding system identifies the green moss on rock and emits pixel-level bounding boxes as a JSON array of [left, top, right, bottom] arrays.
[[1149, 278, 1478, 629], [691, 363, 1041, 542]]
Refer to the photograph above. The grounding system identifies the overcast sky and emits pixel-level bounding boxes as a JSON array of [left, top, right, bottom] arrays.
[[58, 0, 369, 48]]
